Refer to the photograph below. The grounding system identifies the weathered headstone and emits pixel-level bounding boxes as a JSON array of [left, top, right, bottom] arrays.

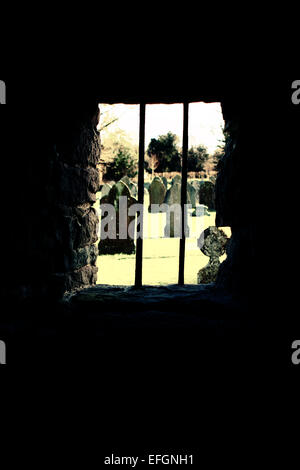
[[165, 181, 181, 205], [164, 181, 192, 206], [192, 204, 210, 217], [187, 182, 197, 208], [120, 177, 139, 198], [98, 181, 137, 254], [120, 175, 133, 189], [161, 176, 168, 189], [130, 182, 138, 199], [189, 179, 202, 204], [199, 181, 215, 210], [172, 175, 182, 186], [164, 182, 190, 237], [101, 183, 112, 198], [143, 187, 150, 211], [148, 177, 167, 213], [197, 226, 228, 284]]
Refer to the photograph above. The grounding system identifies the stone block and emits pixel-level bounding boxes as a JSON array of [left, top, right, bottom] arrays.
[[57, 122, 101, 167], [74, 207, 99, 249], [65, 264, 98, 291], [56, 162, 100, 206], [64, 244, 98, 272]]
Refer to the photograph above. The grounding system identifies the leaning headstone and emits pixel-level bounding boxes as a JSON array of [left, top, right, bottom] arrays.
[[148, 177, 167, 213], [199, 181, 215, 210], [197, 226, 228, 284], [98, 181, 137, 255]]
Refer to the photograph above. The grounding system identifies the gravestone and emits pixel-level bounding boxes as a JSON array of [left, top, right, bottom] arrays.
[[197, 226, 228, 284], [148, 177, 167, 213], [165, 181, 181, 205], [172, 175, 182, 186], [192, 204, 210, 217], [164, 182, 190, 237], [189, 179, 202, 204], [120, 175, 133, 189], [130, 182, 138, 199], [98, 181, 137, 254], [164, 181, 192, 206], [199, 181, 215, 210], [120, 176, 139, 198], [143, 187, 149, 210], [161, 176, 168, 189], [101, 183, 112, 198], [187, 182, 197, 208]]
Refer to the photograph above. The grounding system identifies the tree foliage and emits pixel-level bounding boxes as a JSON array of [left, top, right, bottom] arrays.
[[187, 145, 209, 172], [211, 128, 229, 170], [104, 145, 137, 182], [146, 132, 210, 174], [146, 132, 181, 172]]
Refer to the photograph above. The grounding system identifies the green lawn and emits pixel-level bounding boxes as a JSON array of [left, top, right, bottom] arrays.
[[96, 206, 231, 286]]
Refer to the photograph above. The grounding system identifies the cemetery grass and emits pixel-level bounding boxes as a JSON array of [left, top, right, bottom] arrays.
[[96, 210, 231, 286]]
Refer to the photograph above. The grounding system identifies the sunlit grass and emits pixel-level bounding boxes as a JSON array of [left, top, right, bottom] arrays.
[[96, 209, 231, 286]]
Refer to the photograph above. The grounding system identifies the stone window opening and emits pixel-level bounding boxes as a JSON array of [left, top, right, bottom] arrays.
[[93, 102, 231, 289]]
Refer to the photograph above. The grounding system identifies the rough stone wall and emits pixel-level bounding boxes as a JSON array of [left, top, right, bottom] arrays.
[[47, 106, 101, 296], [215, 100, 246, 295], [0, 102, 102, 301], [215, 95, 268, 299]]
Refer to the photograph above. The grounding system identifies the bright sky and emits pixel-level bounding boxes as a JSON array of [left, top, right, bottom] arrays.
[[99, 102, 224, 155]]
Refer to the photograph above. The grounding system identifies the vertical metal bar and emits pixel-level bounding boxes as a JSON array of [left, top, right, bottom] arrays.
[[178, 102, 189, 285], [135, 103, 146, 287]]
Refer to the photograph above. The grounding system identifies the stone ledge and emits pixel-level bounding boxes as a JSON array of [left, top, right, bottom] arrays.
[[67, 284, 249, 317]]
